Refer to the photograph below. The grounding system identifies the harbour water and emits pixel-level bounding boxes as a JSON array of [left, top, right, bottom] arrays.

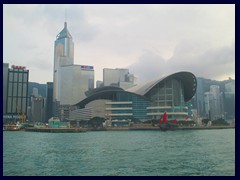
[[3, 129, 235, 176]]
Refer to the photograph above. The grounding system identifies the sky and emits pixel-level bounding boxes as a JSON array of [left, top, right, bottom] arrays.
[[3, 4, 235, 85]]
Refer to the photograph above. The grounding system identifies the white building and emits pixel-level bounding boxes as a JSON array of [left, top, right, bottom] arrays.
[[57, 65, 94, 105], [103, 68, 136, 89], [53, 22, 74, 101], [32, 87, 39, 97], [53, 21, 94, 107], [96, 80, 103, 88]]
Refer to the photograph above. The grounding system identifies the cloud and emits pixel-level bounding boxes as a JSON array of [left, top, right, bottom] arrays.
[[3, 4, 235, 84], [128, 40, 235, 83]]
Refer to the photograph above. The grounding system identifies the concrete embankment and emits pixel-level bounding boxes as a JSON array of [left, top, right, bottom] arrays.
[[89, 126, 235, 131], [25, 128, 87, 133], [21, 126, 235, 133], [177, 126, 235, 130]]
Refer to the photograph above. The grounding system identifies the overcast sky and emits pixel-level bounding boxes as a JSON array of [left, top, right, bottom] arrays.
[[3, 4, 235, 84]]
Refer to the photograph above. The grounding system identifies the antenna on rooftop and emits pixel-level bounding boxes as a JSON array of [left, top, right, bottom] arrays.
[[65, 8, 67, 22]]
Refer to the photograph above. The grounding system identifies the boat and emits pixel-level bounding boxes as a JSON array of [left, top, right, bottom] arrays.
[[159, 112, 178, 131]]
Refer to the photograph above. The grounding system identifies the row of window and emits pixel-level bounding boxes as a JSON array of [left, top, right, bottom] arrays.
[[8, 71, 28, 83], [146, 79, 185, 107], [7, 82, 28, 97], [7, 97, 27, 114]]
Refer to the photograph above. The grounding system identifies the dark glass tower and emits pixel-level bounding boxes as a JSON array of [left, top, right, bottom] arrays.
[[45, 82, 53, 121], [5, 65, 29, 122]]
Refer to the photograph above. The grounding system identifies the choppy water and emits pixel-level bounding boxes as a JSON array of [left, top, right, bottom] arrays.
[[3, 129, 235, 176]]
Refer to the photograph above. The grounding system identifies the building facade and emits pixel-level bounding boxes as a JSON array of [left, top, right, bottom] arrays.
[[204, 92, 215, 120], [73, 71, 197, 122], [103, 68, 136, 90], [45, 82, 53, 121], [53, 22, 74, 101], [57, 65, 94, 105], [210, 85, 221, 119], [31, 97, 45, 123], [3, 64, 29, 122], [223, 92, 235, 120], [53, 22, 95, 115], [3, 63, 9, 115]]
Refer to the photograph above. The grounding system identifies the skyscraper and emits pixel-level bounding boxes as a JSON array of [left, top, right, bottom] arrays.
[[53, 22, 74, 101], [45, 82, 53, 121], [3, 63, 9, 115], [31, 97, 44, 123], [53, 21, 95, 114], [210, 85, 221, 119], [3, 64, 29, 122]]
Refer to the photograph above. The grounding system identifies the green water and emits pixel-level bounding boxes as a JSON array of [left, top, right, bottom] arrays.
[[3, 129, 235, 176]]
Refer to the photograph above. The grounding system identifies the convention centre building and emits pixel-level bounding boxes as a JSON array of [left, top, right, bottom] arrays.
[[70, 71, 197, 122]]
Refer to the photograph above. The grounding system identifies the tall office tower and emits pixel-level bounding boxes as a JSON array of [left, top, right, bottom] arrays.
[[45, 82, 53, 121], [225, 81, 235, 95], [195, 77, 205, 116], [103, 68, 136, 89], [53, 22, 74, 101], [204, 92, 215, 120], [223, 92, 235, 120], [57, 65, 94, 105], [210, 85, 221, 119], [3, 63, 9, 115], [3, 64, 29, 122], [31, 97, 44, 123]]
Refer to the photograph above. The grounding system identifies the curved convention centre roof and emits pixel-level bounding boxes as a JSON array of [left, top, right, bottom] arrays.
[[85, 86, 124, 97], [75, 71, 197, 108], [127, 71, 197, 102], [75, 86, 150, 109]]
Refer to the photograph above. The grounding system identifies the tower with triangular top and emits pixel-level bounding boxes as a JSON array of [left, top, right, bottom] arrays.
[[53, 21, 74, 101]]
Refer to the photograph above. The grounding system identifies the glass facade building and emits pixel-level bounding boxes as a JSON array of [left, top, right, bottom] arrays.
[[4, 64, 29, 122], [74, 72, 197, 121], [145, 79, 188, 120], [45, 82, 53, 121], [53, 22, 74, 101]]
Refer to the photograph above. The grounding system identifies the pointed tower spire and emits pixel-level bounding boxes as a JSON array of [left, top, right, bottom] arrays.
[[64, 8, 67, 28]]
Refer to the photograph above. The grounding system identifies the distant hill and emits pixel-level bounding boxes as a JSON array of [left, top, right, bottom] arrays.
[[28, 82, 47, 97]]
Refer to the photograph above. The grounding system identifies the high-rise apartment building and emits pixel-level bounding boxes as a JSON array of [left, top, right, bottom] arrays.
[[3, 63, 29, 122], [210, 85, 221, 119]]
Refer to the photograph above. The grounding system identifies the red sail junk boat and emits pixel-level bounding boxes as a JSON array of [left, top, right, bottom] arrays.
[[159, 112, 178, 131]]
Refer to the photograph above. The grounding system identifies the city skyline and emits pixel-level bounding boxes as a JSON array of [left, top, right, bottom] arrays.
[[3, 4, 235, 84]]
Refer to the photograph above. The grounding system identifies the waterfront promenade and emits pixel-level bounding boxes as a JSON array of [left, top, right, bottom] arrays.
[[21, 125, 235, 133]]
